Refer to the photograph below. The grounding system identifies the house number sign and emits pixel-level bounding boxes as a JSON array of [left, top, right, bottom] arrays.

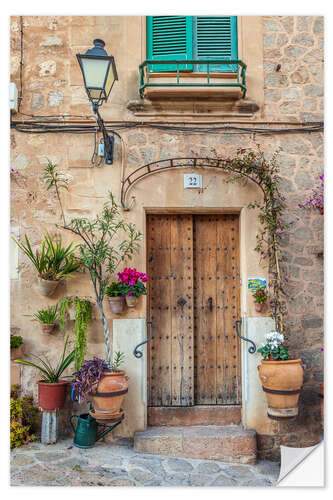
[[184, 174, 202, 189]]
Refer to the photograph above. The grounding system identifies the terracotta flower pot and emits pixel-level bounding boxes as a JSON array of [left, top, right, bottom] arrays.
[[255, 302, 264, 313], [320, 382, 324, 424], [107, 297, 125, 314], [37, 380, 68, 411], [11, 345, 24, 361], [257, 359, 304, 419], [125, 295, 138, 308], [41, 323, 56, 334], [89, 371, 129, 420], [37, 278, 61, 297]]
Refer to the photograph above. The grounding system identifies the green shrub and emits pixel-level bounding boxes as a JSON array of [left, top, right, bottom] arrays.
[[10, 385, 39, 449], [10, 335, 23, 349]]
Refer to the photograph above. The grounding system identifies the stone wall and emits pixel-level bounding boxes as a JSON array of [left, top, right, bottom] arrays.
[[10, 16, 324, 459]]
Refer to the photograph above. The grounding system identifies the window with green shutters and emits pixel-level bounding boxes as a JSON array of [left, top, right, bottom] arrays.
[[146, 16, 238, 72]]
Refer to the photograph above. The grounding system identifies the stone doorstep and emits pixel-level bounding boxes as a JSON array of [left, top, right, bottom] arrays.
[[148, 405, 241, 426], [134, 426, 257, 465]]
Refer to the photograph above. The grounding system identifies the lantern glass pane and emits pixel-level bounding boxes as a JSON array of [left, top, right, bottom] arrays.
[[104, 64, 116, 98], [81, 58, 109, 89]]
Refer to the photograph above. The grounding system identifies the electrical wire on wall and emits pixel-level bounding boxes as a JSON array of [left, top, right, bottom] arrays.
[[12, 15, 324, 167]]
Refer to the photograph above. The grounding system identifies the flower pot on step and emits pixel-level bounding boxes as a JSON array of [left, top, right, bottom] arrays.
[[37, 380, 68, 411], [257, 359, 304, 419], [41, 323, 56, 334], [107, 297, 125, 314], [37, 278, 61, 297], [125, 295, 138, 308], [255, 302, 264, 313], [89, 370, 129, 420]]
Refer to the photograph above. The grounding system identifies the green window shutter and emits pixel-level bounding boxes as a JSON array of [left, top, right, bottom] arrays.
[[147, 16, 193, 71], [194, 16, 238, 72]]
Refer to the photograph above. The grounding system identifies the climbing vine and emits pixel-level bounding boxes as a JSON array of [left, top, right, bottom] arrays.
[[209, 145, 288, 333], [59, 297, 92, 370]]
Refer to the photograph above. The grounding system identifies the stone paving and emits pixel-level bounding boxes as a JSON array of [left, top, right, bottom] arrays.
[[10, 437, 280, 487]]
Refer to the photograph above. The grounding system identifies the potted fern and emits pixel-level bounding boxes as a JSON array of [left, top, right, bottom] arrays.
[[31, 305, 59, 334], [12, 232, 81, 296], [14, 334, 74, 411]]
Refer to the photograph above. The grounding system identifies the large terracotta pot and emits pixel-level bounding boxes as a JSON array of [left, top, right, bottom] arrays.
[[89, 371, 129, 420], [107, 297, 125, 314], [257, 359, 304, 419], [125, 295, 138, 308], [37, 380, 68, 411], [37, 278, 61, 297]]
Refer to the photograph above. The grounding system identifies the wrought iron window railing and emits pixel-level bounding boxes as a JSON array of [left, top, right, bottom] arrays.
[[139, 59, 247, 98]]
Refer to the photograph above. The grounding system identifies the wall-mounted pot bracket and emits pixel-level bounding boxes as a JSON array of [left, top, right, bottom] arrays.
[[133, 321, 154, 359], [235, 319, 256, 354]]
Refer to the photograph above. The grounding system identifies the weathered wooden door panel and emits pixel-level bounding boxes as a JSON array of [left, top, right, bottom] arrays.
[[147, 213, 241, 408], [193, 216, 218, 404], [147, 215, 194, 407], [215, 215, 241, 404]]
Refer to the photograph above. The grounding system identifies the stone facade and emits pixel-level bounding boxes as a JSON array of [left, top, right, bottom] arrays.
[[10, 16, 324, 460]]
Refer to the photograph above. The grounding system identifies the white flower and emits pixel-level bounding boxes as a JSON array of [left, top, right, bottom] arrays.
[[264, 331, 284, 346]]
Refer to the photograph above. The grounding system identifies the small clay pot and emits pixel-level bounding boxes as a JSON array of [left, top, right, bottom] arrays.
[[107, 296, 125, 314], [37, 278, 61, 297], [254, 302, 264, 313], [41, 323, 56, 334], [125, 295, 138, 308], [11, 345, 24, 361]]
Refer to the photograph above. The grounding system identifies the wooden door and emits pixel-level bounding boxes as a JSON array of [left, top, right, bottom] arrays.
[[147, 214, 241, 407]]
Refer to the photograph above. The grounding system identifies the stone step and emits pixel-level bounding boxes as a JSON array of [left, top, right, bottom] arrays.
[[148, 405, 241, 426], [134, 425, 257, 464]]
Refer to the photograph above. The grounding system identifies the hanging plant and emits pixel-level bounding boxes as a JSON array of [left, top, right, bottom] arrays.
[[59, 296, 92, 371], [73, 298, 92, 371]]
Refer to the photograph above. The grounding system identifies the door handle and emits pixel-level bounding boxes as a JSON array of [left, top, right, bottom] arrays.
[[133, 321, 154, 359], [235, 319, 256, 354], [208, 297, 213, 311]]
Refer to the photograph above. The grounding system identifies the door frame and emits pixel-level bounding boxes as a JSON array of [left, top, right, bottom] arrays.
[[145, 208, 245, 417]]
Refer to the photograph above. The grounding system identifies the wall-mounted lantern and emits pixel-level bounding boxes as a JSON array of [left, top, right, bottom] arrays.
[[76, 39, 118, 164]]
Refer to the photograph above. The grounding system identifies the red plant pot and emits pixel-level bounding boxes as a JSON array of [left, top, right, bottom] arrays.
[[37, 380, 68, 411]]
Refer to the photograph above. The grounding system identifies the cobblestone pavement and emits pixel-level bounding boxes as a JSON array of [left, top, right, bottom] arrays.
[[10, 438, 280, 487]]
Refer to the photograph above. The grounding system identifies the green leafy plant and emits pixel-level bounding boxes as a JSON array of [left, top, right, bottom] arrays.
[[12, 232, 81, 281], [14, 334, 75, 382], [10, 334, 23, 349], [105, 282, 123, 297], [43, 159, 69, 225], [252, 287, 268, 305], [31, 305, 59, 324], [258, 332, 289, 360], [73, 298, 92, 371], [44, 166, 142, 368], [112, 351, 125, 371], [10, 385, 39, 449], [59, 297, 92, 371]]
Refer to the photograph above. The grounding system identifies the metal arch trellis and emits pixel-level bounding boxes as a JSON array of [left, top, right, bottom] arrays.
[[121, 157, 258, 210]]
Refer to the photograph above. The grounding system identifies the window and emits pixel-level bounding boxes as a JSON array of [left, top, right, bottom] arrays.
[[146, 16, 238, 72]]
